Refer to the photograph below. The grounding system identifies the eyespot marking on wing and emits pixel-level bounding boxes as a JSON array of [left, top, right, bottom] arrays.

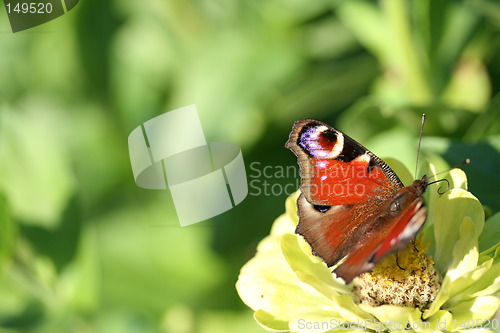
[[297, 124, 344, 159]]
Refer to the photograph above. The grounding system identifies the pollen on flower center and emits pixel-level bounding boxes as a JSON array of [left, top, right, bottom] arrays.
[[352, 235, 441, 310]]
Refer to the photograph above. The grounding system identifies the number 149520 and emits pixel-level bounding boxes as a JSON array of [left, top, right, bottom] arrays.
[[5, 2, 53, 14]]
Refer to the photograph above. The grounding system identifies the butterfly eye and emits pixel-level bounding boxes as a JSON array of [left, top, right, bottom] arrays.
[[389, 200, 401, 214]]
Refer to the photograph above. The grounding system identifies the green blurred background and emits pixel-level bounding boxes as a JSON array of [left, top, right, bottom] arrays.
[[0, 0, 499, 332]]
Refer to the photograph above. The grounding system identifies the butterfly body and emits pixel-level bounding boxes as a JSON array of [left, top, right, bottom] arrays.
[[286, 119, 428, 283]]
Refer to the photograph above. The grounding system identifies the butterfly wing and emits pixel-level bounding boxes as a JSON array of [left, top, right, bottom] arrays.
[[285, 119, 404, 206], [297, 185, 427, 283], [286, 119, 427, 282]]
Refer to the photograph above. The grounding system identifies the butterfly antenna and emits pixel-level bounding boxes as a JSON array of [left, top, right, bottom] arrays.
[[415, 114, 426, 179], [428, 178, 450, 194], [427, 158, 471, 180]]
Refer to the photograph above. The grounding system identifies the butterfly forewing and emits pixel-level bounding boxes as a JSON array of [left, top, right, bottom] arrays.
[[285, 119, 404, 207]]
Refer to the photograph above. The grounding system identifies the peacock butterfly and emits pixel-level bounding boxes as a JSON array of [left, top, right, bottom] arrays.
[[285, 119, 428, 283]]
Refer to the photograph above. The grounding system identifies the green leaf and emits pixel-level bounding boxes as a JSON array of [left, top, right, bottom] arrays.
[[479, 212, 500, 252], [94, 199, 225, 313], [412, 0, 450, 61], [431, 2, 481, 96], [467, 0, 500, 29], [59, 223, 99, 312], [0, 106, 74, 228], [367, 128, 420, 173], [423, 136, 500, 212], [336, 1, 386, 62], [442, 58, 490, 112], [0, 194, 15, 268]]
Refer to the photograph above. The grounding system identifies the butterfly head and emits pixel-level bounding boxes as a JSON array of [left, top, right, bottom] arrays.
[[412, 175, 429, 196]]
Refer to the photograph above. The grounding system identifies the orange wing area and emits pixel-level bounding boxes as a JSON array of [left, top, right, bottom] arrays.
[[304, 158, 389, 205]]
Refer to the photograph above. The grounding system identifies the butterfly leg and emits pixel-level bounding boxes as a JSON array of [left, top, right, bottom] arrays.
[[412, 239, 420, 252], [395, 252, 406, 271]]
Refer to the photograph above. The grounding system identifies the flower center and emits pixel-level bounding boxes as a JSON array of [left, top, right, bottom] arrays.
[[352, 235, 441, 310]]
